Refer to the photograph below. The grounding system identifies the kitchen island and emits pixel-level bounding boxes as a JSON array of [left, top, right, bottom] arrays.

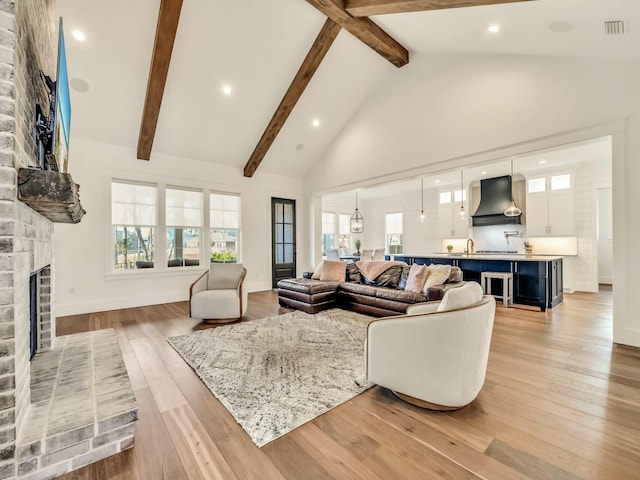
[[391, 253, 563, 311]]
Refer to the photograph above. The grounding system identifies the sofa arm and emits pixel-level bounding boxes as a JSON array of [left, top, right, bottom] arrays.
[[426, 281, 466, 302]]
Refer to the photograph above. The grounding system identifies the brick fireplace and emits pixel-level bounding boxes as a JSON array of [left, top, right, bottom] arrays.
[[0, 2, 136, 478]]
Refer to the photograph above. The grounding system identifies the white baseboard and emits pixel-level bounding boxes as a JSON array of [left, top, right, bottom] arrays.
[[55, 282, 276, 317]]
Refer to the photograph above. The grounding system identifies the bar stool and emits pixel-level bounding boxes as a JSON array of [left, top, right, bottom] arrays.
[[480, 272, 513, 307]]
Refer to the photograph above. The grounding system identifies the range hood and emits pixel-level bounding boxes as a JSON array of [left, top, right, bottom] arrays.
[[472, 175, 522, 227]]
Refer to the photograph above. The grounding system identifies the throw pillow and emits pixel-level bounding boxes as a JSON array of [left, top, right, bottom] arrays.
[[423, 264, 452, 291], [404, 264, 429, 293], [320, 260, 347, 282], [311, 262, 323, 280]]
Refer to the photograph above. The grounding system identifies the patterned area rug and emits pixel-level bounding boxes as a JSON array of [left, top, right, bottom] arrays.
[[167, 308, 374, 447]]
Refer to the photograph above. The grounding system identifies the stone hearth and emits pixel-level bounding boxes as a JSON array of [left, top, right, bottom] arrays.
[[16, 330, 137, 479]]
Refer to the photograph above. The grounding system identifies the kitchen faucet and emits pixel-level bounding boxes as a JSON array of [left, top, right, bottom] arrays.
[[466, 238, 474, 255]]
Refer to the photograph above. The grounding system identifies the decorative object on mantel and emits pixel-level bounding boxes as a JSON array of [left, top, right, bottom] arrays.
[[504, 159, 522, 217], [17, 168, 86, 223], [168, 308, 374, 447], [350, 190, 364, 233]]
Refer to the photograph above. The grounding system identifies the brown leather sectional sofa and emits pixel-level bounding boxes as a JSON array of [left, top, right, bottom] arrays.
[[277, 266, 464, 317]]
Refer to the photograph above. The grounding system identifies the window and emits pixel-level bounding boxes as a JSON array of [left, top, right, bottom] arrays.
[[338, 214, 351, 249], [439, 192, 451, 204], [385, 212, 403, 255], [321, 212, 335, 254], [210, 193, 240, 263], [110, 180, 242, 272], [167, 187, 202, 267], [111, 181, 157, 270]]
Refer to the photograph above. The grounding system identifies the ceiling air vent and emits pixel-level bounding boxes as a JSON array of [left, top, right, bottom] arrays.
[[604, 20, 625, 35]]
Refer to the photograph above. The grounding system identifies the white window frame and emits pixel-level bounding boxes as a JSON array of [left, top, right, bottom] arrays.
[[385, 211, 404, 255], [108, 177, 242, 275]]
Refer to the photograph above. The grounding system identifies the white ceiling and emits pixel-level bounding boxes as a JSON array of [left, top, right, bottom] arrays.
[[57, 0, 639, 178]]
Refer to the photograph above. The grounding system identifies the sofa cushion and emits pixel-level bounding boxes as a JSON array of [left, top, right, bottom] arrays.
[[404, 264, 429, 293], [320, 260, 347, 282], [374, 286, 427, 304], [277, 278, 341, 294], [338, 282, 378, 297], [311, 262, 323, 280], [424, 264, 452, 291], [448, 266, 463, 283], [437, 281, 483, 312]]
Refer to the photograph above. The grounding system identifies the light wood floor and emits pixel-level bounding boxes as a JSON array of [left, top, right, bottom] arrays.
[[56, 287, 640, 480]]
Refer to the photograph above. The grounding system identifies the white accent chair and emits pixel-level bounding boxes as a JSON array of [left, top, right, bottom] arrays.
[[366, 282, 496, 410], [325, 249, 340, 261], [189, 263, 247, 324], [360, 249, 374, 261], [372, 248, 386, 260]]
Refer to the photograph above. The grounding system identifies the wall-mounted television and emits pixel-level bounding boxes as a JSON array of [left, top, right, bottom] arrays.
[[35, 17, 71, 172]]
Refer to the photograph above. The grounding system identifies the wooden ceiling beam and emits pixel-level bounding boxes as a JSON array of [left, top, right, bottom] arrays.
[[137, 0, 183, 161], [243, 19, 342, 178], [305, 0, 408, 68], [345, 0, 534, 17]]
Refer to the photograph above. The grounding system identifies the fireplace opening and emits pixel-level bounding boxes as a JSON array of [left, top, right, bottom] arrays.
[[29, 271, 38, 360]]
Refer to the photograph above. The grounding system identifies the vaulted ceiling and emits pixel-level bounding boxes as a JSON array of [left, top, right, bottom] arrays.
[[57, 0, 640, 178]]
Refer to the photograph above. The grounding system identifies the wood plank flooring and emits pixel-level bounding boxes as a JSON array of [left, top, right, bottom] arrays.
[[55, 286, 640, 480]]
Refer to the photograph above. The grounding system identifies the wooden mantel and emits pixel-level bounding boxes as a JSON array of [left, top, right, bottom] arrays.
[[17, 168, 86, 223]]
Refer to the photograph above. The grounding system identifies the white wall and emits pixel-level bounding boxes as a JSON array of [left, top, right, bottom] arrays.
[[303, 53, 640, 347], [55, 138, 304, 316]]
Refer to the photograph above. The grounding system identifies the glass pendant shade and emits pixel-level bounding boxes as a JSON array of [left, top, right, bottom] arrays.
[[504, 159, 522, 217], [459, 169, 466, 219], [350, 191, 364, 233]]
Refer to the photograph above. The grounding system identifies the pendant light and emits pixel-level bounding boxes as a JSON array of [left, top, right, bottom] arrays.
[[417, 177, 426, 223], [459, 169, 465, 218], [504, 159, 522, 217], [350, 191, 364, 233]]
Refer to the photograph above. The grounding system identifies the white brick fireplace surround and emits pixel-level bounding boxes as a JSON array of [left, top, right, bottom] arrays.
[[0, 1, 137, 478]]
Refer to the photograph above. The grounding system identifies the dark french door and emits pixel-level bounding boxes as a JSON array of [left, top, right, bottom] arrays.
[[271, 198, 296, 287]]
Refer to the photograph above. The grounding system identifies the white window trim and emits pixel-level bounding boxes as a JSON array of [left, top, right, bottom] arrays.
[[106, 175, 242, 277]]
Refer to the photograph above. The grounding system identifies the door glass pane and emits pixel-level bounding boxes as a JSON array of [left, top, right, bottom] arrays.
[[276, 224, 284, 243], [284, 224, 292, 243], [528, 177, 546, 193], [284, 244, 293, 263], [276, 244, 284, 264], [276, 203, 284, 222], [284, 204, 293, 223], [551, 174, 571, 190]]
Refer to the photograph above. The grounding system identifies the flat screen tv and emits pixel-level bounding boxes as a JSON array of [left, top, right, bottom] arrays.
[[54, 18, 71, 172], [36, 17, 71, 172]]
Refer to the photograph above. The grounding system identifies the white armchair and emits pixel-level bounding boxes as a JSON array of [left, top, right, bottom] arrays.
[[325, 249, 340, 261], [189, 263, 247, 324], [366, 282, 496, 410]]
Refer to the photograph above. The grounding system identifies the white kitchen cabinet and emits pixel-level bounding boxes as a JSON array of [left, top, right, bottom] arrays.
[[526, 173, 574, 236], [438, 190, 469, 238]]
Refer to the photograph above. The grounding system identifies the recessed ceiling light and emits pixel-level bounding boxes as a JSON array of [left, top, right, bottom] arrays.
[[72, 30, 85, 42], [538, 160, 547, 164], [481, 171, 487, 175], [312, 119, 321, 128], [488, 25, 500, 33], [435, 180, 441, 184], [222, 85, 232, 95]]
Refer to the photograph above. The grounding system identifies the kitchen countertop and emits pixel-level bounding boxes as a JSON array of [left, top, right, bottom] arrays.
[[394, 253, 565, 262]]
